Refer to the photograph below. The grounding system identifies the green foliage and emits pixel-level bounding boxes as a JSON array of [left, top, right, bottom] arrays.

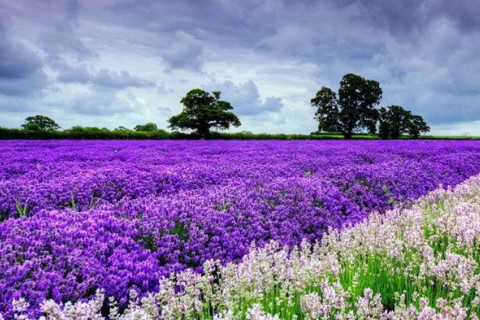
[[168, 89, 241, 136], [0, 128, 445, 141], [310, 87, 339, 133], [67, 126, 110, 133], [0, 127, 421, 140], [169, 221, 189, 241], [21, 115, 60, 131], [338, 74, 382, 137], [311, 74, 382, 139], [0, 127, 171, 140], [70, 193, 77, 211], [378, 106, 412, 139], [379, 106, 430, 139], [408, 115, 430, 139], [134, 122, 158, 131], [15, 200, 29, 217], [311, 75, 430, 140]]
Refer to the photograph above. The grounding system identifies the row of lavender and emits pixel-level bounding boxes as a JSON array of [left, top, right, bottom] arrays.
[[2, 140, 480, 317], [19, 169, 480, 319]]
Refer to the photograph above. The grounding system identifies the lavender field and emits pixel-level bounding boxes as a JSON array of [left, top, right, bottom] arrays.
[[3, 140, 480, 319]]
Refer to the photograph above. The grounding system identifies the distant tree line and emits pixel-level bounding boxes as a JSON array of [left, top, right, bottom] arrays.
[[2, 73, 430, 139], [0, 124, 380, 140], [310, 73, 429, 139]]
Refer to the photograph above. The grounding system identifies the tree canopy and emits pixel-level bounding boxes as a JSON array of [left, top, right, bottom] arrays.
[[168, 89, 241, 136], [378, 106, 430, 139], [134, 123, 158, 132], [408, 115, 430, 139], [378, 106, 412, 139], [311, 73, 382, 138], [67, 126, 109, 133], [21, 115, 60, 131]]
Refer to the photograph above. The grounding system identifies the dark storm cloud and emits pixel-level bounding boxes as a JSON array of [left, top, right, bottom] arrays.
[[38, 0, 96, 65], [205, 80, 284, 116], [0, 18, 48, 96], [335, 0, 480, 36], [1, 0, 480, 131], [105, 0, 287, 70], [108, 0, 276, 44], [104, 0, 394, 67]]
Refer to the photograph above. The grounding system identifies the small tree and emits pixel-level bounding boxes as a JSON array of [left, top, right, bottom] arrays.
[[168, 89, 241, 136], [408, 115, 430, 139], [378, 106, 413, 139], [21, 115, 60, 131], [134, 123, 158, 132], [311, 73, 382, 138], [378, 106, 430, 139], [310, 87, 340, 133]]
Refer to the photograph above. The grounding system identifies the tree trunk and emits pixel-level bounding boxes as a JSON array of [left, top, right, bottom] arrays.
[[197, 126, 210, 138], [343, 129, 353, 139]]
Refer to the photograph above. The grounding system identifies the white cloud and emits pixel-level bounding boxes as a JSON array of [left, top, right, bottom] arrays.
[[204, 80, 284, 116]]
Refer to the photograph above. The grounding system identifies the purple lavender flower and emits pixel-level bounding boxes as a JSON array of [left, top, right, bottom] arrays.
[[2, 140, 480, 317]]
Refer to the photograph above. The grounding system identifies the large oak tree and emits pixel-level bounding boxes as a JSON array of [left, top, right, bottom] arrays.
[[168, 89, 241, 137]]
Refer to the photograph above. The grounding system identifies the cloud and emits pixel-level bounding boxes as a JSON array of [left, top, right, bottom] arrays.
[[64, 87, 146, 116], [108, 0, 275, 45], [1, 0, 480, 134], [369, 17, 480, 125], [161, 31, 204, 71], [205, 80, 284, 116], [56, 65, 91, 84], [94, 69, 156, 88], [0, 18, 48, 96], [334, 0, 480, 38], [57, 66, 156, 89], [0, 95, 43, 113], [38, 0, 96, 65]]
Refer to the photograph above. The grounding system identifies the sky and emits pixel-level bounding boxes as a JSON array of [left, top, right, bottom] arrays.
[[0, 0, 479, 135]]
